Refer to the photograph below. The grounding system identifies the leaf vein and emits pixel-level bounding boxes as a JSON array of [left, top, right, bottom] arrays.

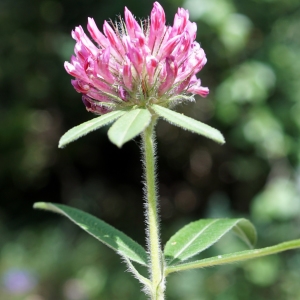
[[171, 219, 219, 261]]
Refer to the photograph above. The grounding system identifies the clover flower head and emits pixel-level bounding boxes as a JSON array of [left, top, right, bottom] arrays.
[[64, 2, 209, 115]]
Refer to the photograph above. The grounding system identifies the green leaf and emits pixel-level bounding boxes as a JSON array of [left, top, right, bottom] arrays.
[[165, 239, 300, 275], [164, 218, 256, 266], [59, 110, 125, 148], [34, 202, 148, 266], [108, 108, 152, 147], [152, 104, 225, 144]]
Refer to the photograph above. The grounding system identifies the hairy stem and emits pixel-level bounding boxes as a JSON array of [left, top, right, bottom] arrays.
[[142, 120, 165, 300]]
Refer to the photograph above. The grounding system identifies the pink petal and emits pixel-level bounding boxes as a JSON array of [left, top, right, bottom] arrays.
[[158, 56, 178, 95], [103, 21, 125, 57], [87, 17, 109, 48], [187, 85, 209, 97], [172, 30, 192, 62], [118, 86, 129, 101], [64, 61, 89, 81], [146, 55, 158, 85], [186, 21, 197, 41], [96, 47, 115, 84], [84, 56, 96, 78], [186, 77, 209, 97], [92, 77, 116, 94], [176, 47, 207, 81], [175, 75, 192, 93], [124, 7, 142, 39], [71, 79, 90, 93], [134, 31, 146, 49], [82, 95, 111, 114], [127, 44, 144, 74], [74, 41, 90, 64], [169, 8, 189, 38], [148, 2, 166, 51], [123, 56, 133, 90], [72, 26, 98, 57], [86, 87, 112, 101], [159, 35, 181, 61]]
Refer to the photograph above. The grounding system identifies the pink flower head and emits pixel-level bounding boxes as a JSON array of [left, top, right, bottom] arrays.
[[64, 2, 209, 114]]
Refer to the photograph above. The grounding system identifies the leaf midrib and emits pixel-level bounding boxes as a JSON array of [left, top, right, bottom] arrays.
[[168, 219, 219, 263]]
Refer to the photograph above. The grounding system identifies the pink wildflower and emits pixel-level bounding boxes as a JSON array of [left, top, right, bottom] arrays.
[[64, 2, 209, 114]]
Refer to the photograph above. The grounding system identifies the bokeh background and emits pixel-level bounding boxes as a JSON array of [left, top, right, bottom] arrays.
[[1, 0, 300, 299]]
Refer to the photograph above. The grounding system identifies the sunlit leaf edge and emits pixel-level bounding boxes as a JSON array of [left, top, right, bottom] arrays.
[[59, 110, 126, 148]]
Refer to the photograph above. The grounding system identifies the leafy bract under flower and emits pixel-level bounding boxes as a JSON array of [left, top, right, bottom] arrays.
[[64, 1, 209, 115]]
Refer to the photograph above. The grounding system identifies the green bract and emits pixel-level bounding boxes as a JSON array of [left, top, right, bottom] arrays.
[[58, 110, 126, 148], [58, 106, 225, 148]]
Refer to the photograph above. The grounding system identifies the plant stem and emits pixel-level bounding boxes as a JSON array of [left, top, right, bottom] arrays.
[[142, 120, 165, 300]]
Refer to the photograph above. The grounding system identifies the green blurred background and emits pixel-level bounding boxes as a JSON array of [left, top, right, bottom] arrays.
[[1, 0, 300, 299]]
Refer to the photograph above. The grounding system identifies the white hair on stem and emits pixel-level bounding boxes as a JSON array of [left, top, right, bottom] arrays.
[[120, 255, 152, 295], [140, 120, 166, 298]]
